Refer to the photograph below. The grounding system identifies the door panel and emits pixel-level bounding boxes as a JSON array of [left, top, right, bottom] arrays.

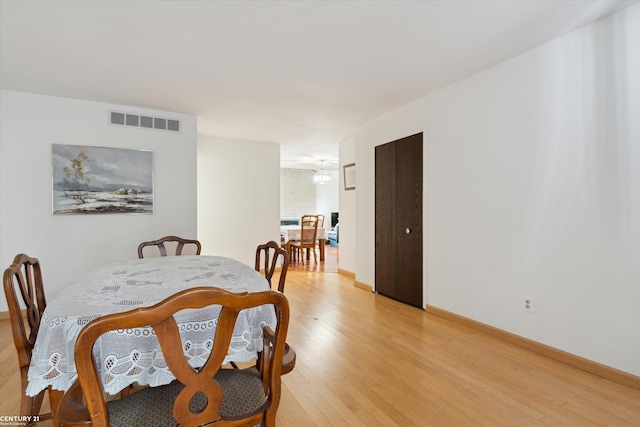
[[375, 133, 423, 308], [394, 134, 423, 307], [375, 142, 395, 297]]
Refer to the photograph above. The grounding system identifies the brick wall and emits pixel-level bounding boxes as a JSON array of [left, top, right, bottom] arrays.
[[280, 168, 316, 222]]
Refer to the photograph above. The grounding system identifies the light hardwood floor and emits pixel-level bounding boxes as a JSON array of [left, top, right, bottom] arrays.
[[288, 244, 339, 273], [2, 270, 639, 426]]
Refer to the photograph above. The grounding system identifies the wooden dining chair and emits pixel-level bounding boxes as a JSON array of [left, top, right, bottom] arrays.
[[253, 241, 296, 375], [289, 215, 319, 264], [314, 214, 325, 254], [300, 214, 325, 256], [3, 254, 55, 424], [255, 241, 289, 293], [137, 235, 201, 258], [56, 287, 290, 427]]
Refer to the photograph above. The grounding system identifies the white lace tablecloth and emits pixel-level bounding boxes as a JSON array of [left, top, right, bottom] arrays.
[[280, 225, 327, 242], [26, 255, 275, 396]]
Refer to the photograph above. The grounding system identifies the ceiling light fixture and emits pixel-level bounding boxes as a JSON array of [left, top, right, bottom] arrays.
[[313, 161, 331, 184]]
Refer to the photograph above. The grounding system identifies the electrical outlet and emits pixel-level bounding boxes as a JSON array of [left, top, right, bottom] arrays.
[[523, 295, 534, 312]]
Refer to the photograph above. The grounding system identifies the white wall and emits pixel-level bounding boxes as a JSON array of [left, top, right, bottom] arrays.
[[315, 170, 339, 233], [0, 90, 197, 311], [339, 136, 356, 273], [353, 5, 640, 376], [198, 136, 280, 267]]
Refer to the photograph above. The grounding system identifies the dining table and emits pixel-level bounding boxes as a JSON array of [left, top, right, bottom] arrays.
[[280, 225, 327, 261], [26, 255, 276, 399]]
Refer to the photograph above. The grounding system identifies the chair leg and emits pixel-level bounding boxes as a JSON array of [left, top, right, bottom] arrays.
[[49, 388, 63, 427], [284, 242, 292, 263], [23, 393, 42, 420], [20, 368, 43, 417], [20, 368, 55, 426]]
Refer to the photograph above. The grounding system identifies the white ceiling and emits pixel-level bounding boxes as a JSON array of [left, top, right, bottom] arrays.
[[1, 0, 636, 171]]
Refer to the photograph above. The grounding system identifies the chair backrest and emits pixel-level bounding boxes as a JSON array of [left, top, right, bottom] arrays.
[[70, 287, 289, 427], [255, 241, 289, 293], [300, 215, 319, 245], [3, 254, 47, 372], [303, 214, 324, 228], [137, 235, 202, 258]]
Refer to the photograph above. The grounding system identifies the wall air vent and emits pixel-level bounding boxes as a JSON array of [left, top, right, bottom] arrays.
[[109, 111, 180, 133]]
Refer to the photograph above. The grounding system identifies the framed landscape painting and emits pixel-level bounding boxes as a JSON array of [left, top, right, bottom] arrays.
[[52, 144, 153, 215]]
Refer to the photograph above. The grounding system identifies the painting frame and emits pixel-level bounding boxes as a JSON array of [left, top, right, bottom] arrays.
[[52, 144, 154, 215], [343, 163, 356, 190]]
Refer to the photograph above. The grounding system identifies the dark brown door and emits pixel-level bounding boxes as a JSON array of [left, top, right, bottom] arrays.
[[375, 133, 423, 308]]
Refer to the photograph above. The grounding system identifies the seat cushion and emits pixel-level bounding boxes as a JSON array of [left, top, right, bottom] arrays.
[[107, 368, 266, 427]]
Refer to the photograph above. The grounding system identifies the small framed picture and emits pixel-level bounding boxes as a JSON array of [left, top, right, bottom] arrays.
[[343, 163, 356, 190]]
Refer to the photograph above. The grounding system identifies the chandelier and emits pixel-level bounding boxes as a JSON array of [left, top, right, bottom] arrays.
[[313, 161, 331, 184]]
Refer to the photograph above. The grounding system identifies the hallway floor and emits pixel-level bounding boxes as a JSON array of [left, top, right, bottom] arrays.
[[287, 244, 338, 273]]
